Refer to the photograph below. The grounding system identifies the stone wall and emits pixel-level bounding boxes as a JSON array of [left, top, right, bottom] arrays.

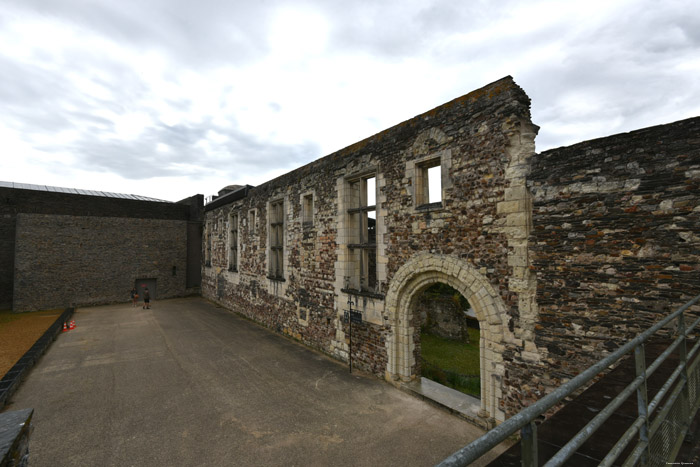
[[418, 294, 470, 343], [1, 187, 203, 311], [13, 215, 189, 311], [499, 116, 700, 416], [202, 76, 539, 423], [0, 216, 16, 309], [203, 77, 699, 421]]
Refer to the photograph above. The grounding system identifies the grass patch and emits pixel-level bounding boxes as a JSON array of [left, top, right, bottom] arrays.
[[421, 328, 481, 397], [421, 328, 480, 374]]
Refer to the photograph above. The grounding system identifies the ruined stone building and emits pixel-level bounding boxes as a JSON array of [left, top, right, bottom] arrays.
[[3, 76, 698, 423], [202, 77, 700, 423]]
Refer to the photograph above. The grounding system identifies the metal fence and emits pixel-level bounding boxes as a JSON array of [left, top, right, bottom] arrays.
[[437, 294, 700, 467]]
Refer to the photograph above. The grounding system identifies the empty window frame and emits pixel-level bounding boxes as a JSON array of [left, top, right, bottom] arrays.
[[228, 212, 238, 272], [302, 193, 314, 225], [205, 221, 212, 267], [416, 158, 442, 206], [249, 209, 256, 233], [347, 175, 377, 292], [269, 200, 284, 280]]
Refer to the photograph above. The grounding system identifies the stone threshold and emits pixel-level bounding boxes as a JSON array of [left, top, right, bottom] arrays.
[[400, 377, 491, 430]]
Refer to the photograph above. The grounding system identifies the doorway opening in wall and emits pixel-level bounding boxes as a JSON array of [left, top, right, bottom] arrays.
[[135, 278, 157, 302], [417, 283, 480, 398]]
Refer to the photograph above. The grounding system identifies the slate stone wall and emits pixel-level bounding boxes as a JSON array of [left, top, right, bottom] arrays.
[[0, 215, 16, 309], [13, 214, 189, 311], [2, 189, 203, 312], [502, 117, 700, 413]]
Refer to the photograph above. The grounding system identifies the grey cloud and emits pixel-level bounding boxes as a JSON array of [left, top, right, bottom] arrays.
[[49, 117, 322, 183], [13, 0, 272, 67]]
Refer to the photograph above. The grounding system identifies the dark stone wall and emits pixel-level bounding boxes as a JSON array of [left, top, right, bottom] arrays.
[[0, 215, 16, 309], [14, 214, 189, 311], [1, 188, 203, 311], [0, 187, 192, 219], [507, 117, 700, 409], [177, 194, 205, 290]]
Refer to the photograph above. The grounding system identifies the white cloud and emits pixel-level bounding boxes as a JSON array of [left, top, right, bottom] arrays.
[[0, 0, 699, 201]]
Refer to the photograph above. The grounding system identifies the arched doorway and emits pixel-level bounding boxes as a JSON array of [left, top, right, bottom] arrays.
[[384, 253, 509, 423]]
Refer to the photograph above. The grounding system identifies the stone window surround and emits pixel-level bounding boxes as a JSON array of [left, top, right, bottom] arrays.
[[406, 149, 453, 212], [228, 210, 239, 272], [265, 196, 290, 296], [343, 169, 379, 295], [416, 157, 441, 206], [300, 190, 315, 227], [205, 220, 212, 267], [248, 208, 257, 233], [333, 166, 388, 366], [268, 198, 285, 281], [332, 168, 388, 361]]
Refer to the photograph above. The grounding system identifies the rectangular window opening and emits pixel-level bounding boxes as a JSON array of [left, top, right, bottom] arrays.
[[249, 210, 256, 233], [269, 200, 284, 280], [205, 221, 212, 267], [229, 212, 238, 272], [427, 165, 442, 203], [416, 159, 443, 208], [302, 194, 313, 225], [346, 175, 378, 293]]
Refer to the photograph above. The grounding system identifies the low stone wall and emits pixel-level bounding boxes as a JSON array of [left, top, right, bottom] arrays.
[[0, 308, 73, 409], [0, 408, 33, 467]]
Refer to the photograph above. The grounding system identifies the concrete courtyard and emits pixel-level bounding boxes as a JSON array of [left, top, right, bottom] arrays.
[[3, 297, 506, 466]]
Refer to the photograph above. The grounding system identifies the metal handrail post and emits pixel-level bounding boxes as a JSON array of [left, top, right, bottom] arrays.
[[521, 421, 538, 467], [677, 313, 690, 432], [634, 345, 650, 466]]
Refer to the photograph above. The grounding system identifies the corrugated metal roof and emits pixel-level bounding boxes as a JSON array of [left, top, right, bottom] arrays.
[[0, 181, 171, 203]]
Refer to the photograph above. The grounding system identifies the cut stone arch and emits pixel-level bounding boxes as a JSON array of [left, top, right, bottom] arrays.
[[384, 252, 508, 422], [410, 127, 450, 156]]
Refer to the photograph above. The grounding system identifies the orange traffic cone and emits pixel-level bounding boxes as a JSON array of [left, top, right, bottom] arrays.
[[62, 322, 68, 332], [69, 320, 76, 330]]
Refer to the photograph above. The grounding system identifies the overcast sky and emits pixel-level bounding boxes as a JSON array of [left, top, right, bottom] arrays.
[[2, 0, 699, 202]]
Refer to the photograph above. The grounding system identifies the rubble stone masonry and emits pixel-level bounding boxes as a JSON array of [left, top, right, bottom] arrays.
[[202, 78, 700, 421], [511, 117, 700, 415], [203, 77, 539, 422]]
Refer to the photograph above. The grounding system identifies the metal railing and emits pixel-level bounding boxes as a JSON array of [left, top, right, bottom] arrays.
[[437, 294, 700, 466]]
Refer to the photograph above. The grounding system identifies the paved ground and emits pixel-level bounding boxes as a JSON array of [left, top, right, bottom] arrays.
[[3, 297, 506, 466]]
